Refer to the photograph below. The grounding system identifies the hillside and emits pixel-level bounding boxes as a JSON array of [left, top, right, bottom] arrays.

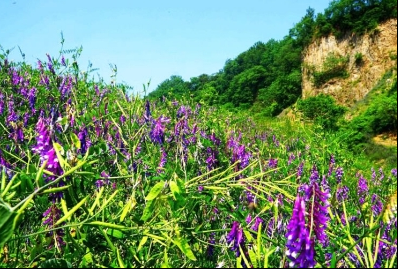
[[148, 0, 397, 118], [302, 18, 397, 106]]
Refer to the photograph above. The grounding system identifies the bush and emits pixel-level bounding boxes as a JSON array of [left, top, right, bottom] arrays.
[[311, 53, 349, 87], [354, 52, 363, 66], [297, 94, 347, 130]]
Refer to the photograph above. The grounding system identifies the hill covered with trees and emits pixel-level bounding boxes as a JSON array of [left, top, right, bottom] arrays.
[[147, 0, 397, 117]]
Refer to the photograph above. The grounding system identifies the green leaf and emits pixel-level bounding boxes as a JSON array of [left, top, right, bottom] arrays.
[[330, 252, 337, 268], [140, 199, 155, 222], [161, 248, 170, 268], [120, 196, 136, 222], [55, 196, 88, 225], [107, 228, 125, 239], [70, 133, 81, 149], [38, 258, 72, 268], [169, 181, 180, 200], [248, 249, 258, 268], [116, 248, 126, 268], [89, 187, 104, 215], [173, 237, 197, 261], [1, 173, 18, 198], [1, 168, 6, 192], [53, 142, 69, 170], [79, 252, 93, 267], [0, 201, 16, 247], [237, 256, 243, 268], [41, 185, 71, 194], [244, 230, 253, 241], [137, 236, 148, 252], [145, 181, 164, 200], [88, 221, 127, 230]]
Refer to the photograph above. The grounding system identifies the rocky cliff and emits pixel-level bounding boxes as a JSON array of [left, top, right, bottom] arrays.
[[301, 18, 397, 106]]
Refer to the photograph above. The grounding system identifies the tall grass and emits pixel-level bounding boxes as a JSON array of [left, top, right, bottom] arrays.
[[0, 45, 397, 268]]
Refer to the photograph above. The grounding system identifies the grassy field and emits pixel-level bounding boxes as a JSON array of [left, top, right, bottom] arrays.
[[0, 49, 397, 268]]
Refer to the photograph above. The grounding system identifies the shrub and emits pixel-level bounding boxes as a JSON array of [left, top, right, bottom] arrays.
[[354, 52, 363, 66], [311, 53, 349, 87], [297, 94, 347, 130]]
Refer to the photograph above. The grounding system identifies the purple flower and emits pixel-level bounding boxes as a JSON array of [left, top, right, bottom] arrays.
[[251, 217, 263, 231], [285, 195, 316, 268], [157, 148, 167, 174], [297, 162, 304, 179], [391, 168, 397, 177], [61, 55, 66, 66], [205, 147, 218, 171], [11, 69, 21, 85], [28, 87, 37, 112], [307, 182, 330, 246], [245, 214, 252, 224], [78, 126, 90, 154], [336, 185, 349, 202], [43, 204, 65, 249], [101, 171, 110, 183], [206, 233, 216, 260], [46, 53, 55, 74], [378, 168, 384, 183], [144, 100, 151, 122], [335, 167, 344, 183], [209, 132, 221, 146], [230, 141, 252, 171], [288, 153, 296, 165], [321, 175, 330, 193], [59, 76, 73, 98], [227, 221, 245, 257], [120, 114, 126, 124], [268, 158, 278, 169], [149, 116, 170, 145], [95, 180, 105, 189], [177, 105, 190, 118], [357, 175, 368, 205], [37, 60, 44, 72], [371, 168, 377, 181], [32, 117, 64, 202], [371, 194, 383, 217], [309, 164, 319, 184]]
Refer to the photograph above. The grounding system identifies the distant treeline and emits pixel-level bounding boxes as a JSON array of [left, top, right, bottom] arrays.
[[147, 0, 397, 117]]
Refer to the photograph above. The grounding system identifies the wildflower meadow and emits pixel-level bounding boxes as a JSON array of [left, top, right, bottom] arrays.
[[0, 44, 397, 268]]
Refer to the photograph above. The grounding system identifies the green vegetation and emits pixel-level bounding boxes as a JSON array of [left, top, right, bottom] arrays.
[[355, 52, 364, 65], [297, 94, 347, 130], [294, 69, 397, 168], [0, 1, 397, 267], [148, 0, 396, 117], [338, 71, 397, 163], [0, 48, 397, 268], [309, 53, 350, 88]]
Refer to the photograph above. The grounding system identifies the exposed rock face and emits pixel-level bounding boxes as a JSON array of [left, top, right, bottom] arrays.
[[302, 19, 397, 106]]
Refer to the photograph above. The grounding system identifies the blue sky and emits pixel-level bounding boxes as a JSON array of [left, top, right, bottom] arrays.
[[1, 0, 331, 95]]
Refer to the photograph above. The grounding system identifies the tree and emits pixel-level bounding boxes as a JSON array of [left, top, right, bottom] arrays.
[[148, 75, 189, 100]]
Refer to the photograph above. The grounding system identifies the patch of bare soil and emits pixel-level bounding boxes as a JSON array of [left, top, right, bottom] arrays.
[[372, 132, 398, 147]]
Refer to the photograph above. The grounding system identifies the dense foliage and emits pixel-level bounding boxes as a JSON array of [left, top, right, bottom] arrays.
[[297, 94, 347, 130], [0, 42, 397, 268], [148, 0, 396, 117], [338, 70, 397, 158]]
